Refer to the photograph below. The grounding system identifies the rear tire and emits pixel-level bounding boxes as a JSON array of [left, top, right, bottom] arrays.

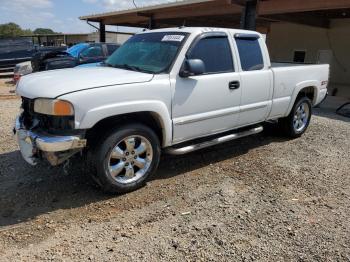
[[279, 96, 312, 138], [90, 123, 161, 194]]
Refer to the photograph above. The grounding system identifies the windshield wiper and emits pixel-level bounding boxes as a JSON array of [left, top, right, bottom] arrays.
[[114, 64, 153, 74], [102, 61, 113, 67], [122, 64, 142, 72]]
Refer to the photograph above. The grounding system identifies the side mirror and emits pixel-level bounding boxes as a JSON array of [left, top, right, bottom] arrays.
[[179, 59, 205, 77]]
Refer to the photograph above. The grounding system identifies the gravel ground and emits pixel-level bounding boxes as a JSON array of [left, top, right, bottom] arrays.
[[0, 98, 349, 261], [0, 78, 15, 96]]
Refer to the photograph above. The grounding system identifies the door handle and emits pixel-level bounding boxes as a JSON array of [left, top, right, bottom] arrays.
[[229, 81, 240, 90]]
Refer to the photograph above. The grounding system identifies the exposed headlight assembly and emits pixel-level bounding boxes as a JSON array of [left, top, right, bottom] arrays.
[[18, 65, 29, 74], [34, 98, 74, 116]]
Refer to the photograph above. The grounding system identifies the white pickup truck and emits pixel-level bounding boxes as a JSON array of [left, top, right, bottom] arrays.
[[15, 27, 329, 193]]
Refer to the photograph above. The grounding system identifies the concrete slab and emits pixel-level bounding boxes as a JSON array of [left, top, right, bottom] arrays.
[[318, 95, 350, 111]]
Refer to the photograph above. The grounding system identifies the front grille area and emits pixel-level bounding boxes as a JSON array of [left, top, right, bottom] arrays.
[[21, 97, 35, 129], [21, 97, 75, 133]]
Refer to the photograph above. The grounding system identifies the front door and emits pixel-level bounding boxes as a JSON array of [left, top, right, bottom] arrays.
[[172, 33, 242, 143]]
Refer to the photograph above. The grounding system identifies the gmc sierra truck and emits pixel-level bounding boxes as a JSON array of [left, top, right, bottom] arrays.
[[14, 27, 329, 193]]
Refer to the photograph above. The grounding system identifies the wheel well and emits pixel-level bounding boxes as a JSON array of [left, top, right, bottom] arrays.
[[297, 86, 316, 104], [85, 112, 164, 148]]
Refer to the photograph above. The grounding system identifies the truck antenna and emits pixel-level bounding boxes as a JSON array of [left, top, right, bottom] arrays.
[[180, 19, 186, 28]]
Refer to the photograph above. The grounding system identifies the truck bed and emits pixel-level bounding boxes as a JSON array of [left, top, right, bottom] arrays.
[[268, 63, 329, 119]]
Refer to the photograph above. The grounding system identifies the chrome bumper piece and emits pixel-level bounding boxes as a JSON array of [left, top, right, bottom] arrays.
[[14, 116, 87, 166]]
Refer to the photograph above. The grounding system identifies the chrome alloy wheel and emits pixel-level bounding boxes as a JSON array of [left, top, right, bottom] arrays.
[[293, 102, 310, 132], [107, 136, 153, 184]]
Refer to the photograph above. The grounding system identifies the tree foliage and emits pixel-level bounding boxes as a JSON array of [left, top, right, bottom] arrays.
[[0, 23, 57, 37], [33, 28, 56, 35], [0, 23, 27, 37]]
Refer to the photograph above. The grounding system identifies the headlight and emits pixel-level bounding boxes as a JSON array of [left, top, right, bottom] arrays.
[[18, 65, 28, 74], [34, 98, 74, 116]]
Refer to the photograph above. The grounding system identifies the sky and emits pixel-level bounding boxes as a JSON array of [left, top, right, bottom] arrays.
[[0, 0, 179, 33]]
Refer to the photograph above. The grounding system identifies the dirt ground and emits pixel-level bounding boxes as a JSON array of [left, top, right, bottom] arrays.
[[0, 98, 349, 261], [0, 78, 16, 97]]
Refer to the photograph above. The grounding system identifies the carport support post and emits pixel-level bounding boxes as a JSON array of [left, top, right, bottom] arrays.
[[240, 0, 258, 30], [149, 16, 155, 30], [99, 22, 106, 43]]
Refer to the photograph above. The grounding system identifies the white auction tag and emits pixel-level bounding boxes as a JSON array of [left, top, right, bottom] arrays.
[[161, 35, 185, 42]]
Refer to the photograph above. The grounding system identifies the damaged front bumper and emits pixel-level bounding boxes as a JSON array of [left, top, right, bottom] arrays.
[[14, 116, 87, 166]]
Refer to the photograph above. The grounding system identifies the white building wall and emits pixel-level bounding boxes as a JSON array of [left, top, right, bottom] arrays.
[[267, 19, 350, 98], [87, 32, 132, 45]]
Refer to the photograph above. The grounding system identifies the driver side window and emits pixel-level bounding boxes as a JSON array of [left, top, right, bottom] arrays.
[[81, 46, 103, 58], [187, 36, 234, 74]]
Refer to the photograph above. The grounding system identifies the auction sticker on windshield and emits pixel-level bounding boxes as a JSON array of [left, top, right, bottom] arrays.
[[161, 35, 185, 42]]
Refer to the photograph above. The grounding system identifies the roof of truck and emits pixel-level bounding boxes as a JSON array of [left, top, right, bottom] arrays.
[[136, 27, 261, 36]]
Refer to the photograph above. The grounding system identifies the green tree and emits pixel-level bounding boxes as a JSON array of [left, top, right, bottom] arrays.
[[0, 23, 25, 37], [22, 29, 33, 36], [33, 28, 56, 35], [0, 23, 57, 37]]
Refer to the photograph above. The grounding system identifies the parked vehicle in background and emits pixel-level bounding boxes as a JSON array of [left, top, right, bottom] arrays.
[[13, 43, 119, 82], [13, 61, 33, 83], [15, 27, 329, 194], [0, 37, 67, 78], [0, 38, 33, 77], [12, 44, 66, 83], [31, 42, 120, 72]]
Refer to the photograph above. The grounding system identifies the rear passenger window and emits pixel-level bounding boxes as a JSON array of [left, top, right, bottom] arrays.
[[236, 38, 264, 71], [188, 36, 234, 74]]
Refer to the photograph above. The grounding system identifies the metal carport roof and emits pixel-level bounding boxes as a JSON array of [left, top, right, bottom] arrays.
[[80, 0, 350, 29]]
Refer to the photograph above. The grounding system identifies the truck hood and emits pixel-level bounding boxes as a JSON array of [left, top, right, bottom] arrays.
[[16, 67, 154, 99]]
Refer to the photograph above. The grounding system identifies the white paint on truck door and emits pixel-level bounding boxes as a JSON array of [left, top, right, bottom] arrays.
[[172, 33, 242, 143]]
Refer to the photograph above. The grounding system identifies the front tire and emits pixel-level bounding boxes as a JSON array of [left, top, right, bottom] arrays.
[[279, 96, 312, 138], [91, 124, 161, 194]]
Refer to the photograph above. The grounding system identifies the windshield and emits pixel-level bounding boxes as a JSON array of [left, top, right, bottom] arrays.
[[106, 32, 188, 74], [67, 43, 89, 57]]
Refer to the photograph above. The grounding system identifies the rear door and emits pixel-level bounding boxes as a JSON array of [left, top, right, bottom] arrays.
[[234, 34, 273, 126], [172, 32, 242, 143]]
